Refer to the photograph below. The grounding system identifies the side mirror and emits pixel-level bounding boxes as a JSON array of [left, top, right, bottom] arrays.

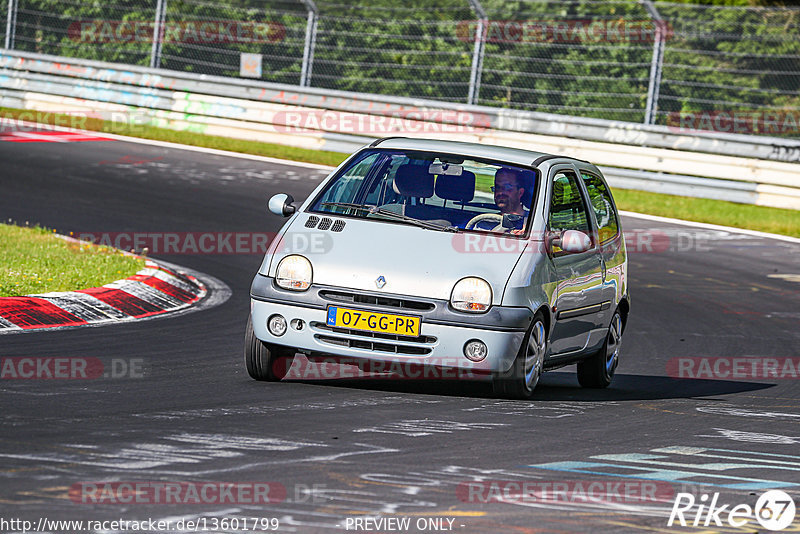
[[551, 230, 591, 254], [268, 193, 296, 217]]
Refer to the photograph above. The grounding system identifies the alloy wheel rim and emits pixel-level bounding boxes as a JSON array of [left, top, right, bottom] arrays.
[[524, 320, 546, 388], [605, 314, 621, 375]]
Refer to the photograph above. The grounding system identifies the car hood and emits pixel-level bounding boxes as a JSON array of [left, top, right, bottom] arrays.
[[266, 215, 527, 304]]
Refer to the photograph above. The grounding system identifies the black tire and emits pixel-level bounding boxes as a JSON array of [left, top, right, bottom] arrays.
[[577, 310, 622, 388], [493, 313, 547, 400], [244, 314, 295, 381]]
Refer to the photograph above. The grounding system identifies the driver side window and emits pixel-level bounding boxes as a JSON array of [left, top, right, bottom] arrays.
[[549, 171, 592, 237]]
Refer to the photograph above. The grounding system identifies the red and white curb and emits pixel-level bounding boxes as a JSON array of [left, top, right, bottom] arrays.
[[0, 260, 207, 333]]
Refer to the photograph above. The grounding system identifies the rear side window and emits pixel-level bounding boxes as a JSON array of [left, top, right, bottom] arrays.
[[581, 172, 619, 244], [549, 171, 592, 237]]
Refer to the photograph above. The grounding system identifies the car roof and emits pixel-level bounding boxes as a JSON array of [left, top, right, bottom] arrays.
[[371, 137, 557, 167]]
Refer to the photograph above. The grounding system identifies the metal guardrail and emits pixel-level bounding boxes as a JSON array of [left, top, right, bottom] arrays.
[[3, 50, 800, 162], [1, 50, 799, 209]]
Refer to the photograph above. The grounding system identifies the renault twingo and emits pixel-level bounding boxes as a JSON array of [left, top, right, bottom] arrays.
[[245, 138, 629, 399]]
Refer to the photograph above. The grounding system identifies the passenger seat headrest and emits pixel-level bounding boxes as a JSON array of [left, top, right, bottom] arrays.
[[435, 171, 475, 203]]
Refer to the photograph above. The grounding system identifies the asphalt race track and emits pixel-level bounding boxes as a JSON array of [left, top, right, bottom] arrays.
[[1, 137, 799, 533]]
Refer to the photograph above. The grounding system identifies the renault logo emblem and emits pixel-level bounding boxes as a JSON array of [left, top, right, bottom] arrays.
[[376, 276, 386, 289]]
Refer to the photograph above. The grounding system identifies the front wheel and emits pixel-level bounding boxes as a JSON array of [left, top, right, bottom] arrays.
[[577, 310, 622, 388], [493, 314, 547, 400], [244, 314, 295, 381]]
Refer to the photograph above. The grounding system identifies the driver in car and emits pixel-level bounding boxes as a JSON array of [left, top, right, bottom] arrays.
[[491, 167, 531, 233]]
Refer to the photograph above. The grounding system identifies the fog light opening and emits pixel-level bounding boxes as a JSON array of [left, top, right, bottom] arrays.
[[268, 314, 287, 337], [464, 340, 488, 362]]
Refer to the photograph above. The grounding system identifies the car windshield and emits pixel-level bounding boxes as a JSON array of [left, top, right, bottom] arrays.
[[310, 149, 538, 235]]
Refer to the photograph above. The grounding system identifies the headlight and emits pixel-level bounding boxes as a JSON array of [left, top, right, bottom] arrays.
[[276, 255, 312, 291], [450, 277, 492, 313]]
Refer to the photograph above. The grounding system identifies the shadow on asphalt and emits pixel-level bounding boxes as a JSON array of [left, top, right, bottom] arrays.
[[278, 371, 773, 401]]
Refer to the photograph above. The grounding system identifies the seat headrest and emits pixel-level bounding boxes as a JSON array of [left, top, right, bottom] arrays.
[[519, 170, 536, 209], [393, 164, 434, 198], [435, 171, 475, 203]]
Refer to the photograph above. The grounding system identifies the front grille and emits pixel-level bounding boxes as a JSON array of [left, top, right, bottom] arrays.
[[319, 290, 435, 311], [314, 334, 432, 355], [311, 322, 436, 344]]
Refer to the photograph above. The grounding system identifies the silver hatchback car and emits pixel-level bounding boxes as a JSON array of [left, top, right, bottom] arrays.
[[245, 138, 629, 399]]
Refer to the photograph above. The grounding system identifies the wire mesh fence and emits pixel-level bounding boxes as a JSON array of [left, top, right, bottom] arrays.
[[159, 0, 308, 84], [13, 0, 155, 65], [2, 0, 799, 136], [0, 0, 7, 49], [655, 2, 800, 133], [478, 0, 656, 122], [311, 1, 475, 102]]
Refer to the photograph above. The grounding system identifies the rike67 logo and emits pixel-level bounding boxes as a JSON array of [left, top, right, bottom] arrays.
[[668, 489, 796, 531]]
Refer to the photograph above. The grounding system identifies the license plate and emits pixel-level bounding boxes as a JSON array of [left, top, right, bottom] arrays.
[[326, 306, 421, 337]]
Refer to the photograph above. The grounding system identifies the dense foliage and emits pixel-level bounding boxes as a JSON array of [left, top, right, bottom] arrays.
[[4, 0, 798, 128]]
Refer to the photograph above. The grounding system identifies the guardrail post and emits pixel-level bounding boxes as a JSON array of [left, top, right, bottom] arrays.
[[642, 0, 665, 125], [466, 0, 486, 105], [150, 0, 167, 69], [4, 0, 17, 50], [300, 0, 318, 87]]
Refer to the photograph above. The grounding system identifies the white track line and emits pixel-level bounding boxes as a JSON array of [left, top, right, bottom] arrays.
[[99, 131, 338, 170], [620, 210, 800, 244], [14, 120, 337, 170]]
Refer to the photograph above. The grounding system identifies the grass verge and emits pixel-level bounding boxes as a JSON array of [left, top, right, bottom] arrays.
[[0, 223, 146, 297], [2, 107, 797, 237], [613, 188, 799, 238]]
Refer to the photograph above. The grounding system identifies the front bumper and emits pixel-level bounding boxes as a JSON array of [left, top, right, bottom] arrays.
[[250, 275, 532, 374]]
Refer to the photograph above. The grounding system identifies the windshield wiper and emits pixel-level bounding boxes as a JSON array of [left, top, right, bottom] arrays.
[[319, 202, 458, 232], [319, 202, 372, 212], [369, 207, 459, 232]]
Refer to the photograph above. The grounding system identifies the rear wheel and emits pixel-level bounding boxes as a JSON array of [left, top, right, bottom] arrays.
[[244, 314, 295, 381], [577, 310, 622, 388], [493, 314, 547, 400]]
